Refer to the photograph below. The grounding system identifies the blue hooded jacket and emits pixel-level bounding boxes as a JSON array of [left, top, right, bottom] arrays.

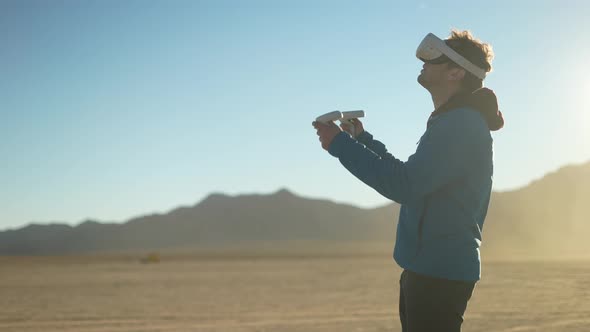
[[327, 97, 499, 281]]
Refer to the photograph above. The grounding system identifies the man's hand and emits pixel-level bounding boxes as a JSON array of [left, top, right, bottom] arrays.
[[340, 118, 365, 138], [312, 120, 342, 151]]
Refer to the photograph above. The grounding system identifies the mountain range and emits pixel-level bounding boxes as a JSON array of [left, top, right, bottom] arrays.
[[1, 161, 588, 258]]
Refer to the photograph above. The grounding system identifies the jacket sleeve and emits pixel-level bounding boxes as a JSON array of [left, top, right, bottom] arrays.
[[356, 131, 389, 158], [328, 111, 484, 204]]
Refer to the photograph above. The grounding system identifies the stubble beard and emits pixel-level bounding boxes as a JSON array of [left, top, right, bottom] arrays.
[[417, 73, 429, 89]]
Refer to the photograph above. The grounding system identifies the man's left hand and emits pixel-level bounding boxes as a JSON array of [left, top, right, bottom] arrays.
[[312, 120, 342, 151]]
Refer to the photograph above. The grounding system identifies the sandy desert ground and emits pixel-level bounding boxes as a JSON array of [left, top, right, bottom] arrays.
[[1, 254, 589, 332]]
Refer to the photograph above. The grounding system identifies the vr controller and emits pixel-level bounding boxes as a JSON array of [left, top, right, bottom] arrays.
[[315, 110, 365, 137]]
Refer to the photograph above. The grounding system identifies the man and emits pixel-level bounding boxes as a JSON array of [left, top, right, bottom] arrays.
[[312, 30, 504, 331]]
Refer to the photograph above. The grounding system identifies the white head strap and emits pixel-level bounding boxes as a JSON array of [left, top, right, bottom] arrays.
[[416, 33, 487, 80]]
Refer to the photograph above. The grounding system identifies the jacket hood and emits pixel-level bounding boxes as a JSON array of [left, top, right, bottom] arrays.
[[430, 87, 504, 131]]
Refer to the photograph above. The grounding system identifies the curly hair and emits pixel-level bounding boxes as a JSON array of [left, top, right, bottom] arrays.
[[445, 29, 494, 92]]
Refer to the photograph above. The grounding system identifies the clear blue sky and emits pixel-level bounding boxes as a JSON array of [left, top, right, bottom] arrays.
[[1, 0, 589, 230]]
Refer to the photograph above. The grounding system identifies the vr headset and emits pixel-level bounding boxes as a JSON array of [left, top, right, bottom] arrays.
[[416, 33, 486, 80]]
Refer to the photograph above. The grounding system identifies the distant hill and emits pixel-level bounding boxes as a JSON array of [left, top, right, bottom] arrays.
[[1, 161, 588, 258], [0, 189, 399, 255], [482, 161, 590, 258]]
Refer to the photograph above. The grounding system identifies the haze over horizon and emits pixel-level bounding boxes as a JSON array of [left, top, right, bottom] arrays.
[[2, 1, 589, 229], [3, 159, 589, 234]]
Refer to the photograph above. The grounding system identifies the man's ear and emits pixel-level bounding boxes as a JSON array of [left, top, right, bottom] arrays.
[[447, 67, 466, 81]]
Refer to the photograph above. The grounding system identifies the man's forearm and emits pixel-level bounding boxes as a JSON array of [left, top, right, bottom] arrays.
[[329, 132, 411, 204], [356, 131, 389, 158]]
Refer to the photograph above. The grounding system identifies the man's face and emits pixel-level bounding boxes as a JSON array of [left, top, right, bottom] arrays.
[[417, 61, 450, 90]]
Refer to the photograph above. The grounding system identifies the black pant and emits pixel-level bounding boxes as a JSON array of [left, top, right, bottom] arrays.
[[399, 269, 476, 332]]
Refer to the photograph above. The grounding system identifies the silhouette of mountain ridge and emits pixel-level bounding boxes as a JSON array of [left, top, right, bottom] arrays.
[[1, 161, 588, 257]]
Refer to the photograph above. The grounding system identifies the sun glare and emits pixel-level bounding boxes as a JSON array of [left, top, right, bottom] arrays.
[[571, 67, 590, 145], [582, 78, 590, 138]]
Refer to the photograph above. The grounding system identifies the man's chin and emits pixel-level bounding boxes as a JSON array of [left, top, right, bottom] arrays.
[[417, 74, 428, 88]]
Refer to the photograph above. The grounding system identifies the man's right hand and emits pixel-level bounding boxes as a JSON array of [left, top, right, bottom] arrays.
[[340, 118, 365, 138]]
